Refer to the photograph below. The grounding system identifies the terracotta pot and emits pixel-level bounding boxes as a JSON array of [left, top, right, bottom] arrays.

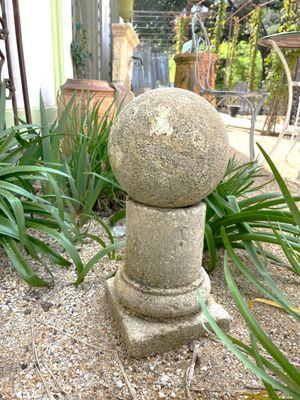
[[59, 79, 116, 155], [174, 52, 218, 104], [60, 79, 115, 121], [119, 0, 134, 22]]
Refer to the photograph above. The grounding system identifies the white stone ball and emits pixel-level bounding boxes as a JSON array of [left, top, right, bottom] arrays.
[[108, 88, 229, 208]]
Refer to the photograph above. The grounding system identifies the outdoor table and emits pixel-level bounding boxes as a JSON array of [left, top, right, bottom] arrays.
[[259, 32, 300, 155]]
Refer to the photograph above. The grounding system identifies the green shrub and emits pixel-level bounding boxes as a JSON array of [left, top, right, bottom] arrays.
[[203, 145, 300, 274], [0, 85, 122, 286], [43, 94, 124, 225], [0, 85, 82, 286]]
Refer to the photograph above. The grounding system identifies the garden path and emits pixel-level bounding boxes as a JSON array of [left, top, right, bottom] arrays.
[[225, 121, 300, 181]]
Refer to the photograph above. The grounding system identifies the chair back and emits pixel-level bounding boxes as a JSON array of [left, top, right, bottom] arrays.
[[192, 11, 213, 92]]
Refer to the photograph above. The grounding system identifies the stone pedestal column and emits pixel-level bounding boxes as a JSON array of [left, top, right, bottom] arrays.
[[114, 199, 210, 319], [111, 23, 139, 91], [106, 88, 231, 358]]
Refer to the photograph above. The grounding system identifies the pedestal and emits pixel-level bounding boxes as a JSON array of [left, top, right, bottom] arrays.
[[105, 198, 230, 358]]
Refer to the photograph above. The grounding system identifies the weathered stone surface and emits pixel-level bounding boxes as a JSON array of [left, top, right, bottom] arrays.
[[106, 88, 231, 358], [109, 88, 229, 208], [105, 277, 231, 358], [105, 198, 231, 358], [114, 199, 210, 319]]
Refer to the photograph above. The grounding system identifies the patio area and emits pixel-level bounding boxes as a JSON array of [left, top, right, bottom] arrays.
[[222, 113, 300, 182]]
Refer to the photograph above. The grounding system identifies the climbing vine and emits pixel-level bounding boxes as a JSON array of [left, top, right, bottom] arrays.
[[225, 16, 240, 90], [174, 14, 189, 53], [71, 0, 89, 79], [247, 7, 262, 91], [71, 22, 89, 79], [263, 0, 300, 134], [280, 0, 300, 32], [211, 0, 227, 53]]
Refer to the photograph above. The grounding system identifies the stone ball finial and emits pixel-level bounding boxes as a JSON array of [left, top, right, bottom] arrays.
[[109, 88, 229, 208]]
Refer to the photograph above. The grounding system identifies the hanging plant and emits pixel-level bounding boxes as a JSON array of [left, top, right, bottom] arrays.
[[225, 16, 240, 90], [207, 2, 217, 44], [211, 0, 227, 54], [247, 6, 262, 91]]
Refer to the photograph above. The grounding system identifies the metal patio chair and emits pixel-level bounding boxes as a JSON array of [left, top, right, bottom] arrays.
[[191, 10, 268, 160], [285, 96, 300, 159]]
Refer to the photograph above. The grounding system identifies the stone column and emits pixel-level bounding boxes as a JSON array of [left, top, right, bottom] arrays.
[[111, 23, 139, 92], [106, 88, 231, 358]]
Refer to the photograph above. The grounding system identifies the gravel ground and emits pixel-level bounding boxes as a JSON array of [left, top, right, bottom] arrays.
[[1, 158, 299, 400]]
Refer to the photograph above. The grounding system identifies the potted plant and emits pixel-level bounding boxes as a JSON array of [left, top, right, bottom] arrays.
[[60, 1, 116, 122], [227, 97, 240, 117]]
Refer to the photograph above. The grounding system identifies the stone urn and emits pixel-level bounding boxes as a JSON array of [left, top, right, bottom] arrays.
[[119, 0, 134, 22], [105, 88, 231, 358]]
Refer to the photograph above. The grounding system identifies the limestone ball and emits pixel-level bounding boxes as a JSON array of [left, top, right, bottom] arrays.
[[108, 88, 229, 208]]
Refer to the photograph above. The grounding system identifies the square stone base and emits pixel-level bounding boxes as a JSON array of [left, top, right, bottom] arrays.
[[105, 277, 231, 358]]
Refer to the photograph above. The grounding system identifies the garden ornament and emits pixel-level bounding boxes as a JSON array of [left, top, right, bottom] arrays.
[[106, 88, 231, 358]]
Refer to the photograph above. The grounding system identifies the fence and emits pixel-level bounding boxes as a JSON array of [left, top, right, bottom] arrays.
[[132, 45, 171, 93]]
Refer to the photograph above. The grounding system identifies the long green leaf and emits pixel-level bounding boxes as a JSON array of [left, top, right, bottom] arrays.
[[223, 258, 300, 384], [205, 224, 217, 271], [196, 289, 300, 398], [250, 333, 281, 400], [2, 237, 50, 287], [39, 92, 52, 163], [0, 165, 70, 179], [257, 143, 300, 226], [75, 240, 125, 285]]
